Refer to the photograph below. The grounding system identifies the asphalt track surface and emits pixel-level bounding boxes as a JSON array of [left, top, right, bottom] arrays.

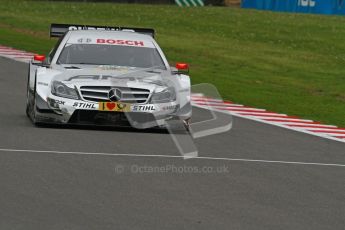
[[0, 57, 344, 230]]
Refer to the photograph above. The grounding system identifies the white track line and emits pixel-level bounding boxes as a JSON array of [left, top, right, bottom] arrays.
[[191, 98, 227, 103], [0, 148, 344, 167], [192, 103, 345, 144], [237, 112, 288, 117], [262, 118, 314, 123], [195, 103, 244, 107], [286, 123, 337, 128], [261, 117, 314, 122], [328, 133, 345, 137], [214, 107, 266, 112], [192, 101, 237, 105], [309, 129, 345, 133]]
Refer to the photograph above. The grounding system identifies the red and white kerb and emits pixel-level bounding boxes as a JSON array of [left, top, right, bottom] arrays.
[[0, 44, 344, 143]]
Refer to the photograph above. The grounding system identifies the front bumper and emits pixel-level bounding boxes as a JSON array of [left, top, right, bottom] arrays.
[[35, 95, 191, 128]]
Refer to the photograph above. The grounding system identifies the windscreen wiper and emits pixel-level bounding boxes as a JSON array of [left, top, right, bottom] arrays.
[[63, 65, 81, 69], [71, 63, 98, 65]]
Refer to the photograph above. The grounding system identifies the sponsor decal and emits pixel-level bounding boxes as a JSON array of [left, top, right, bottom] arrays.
[[161, 105, 178, 111], [47, 98, 66, 108], [69, 26, 118, 31], [95, 65, 136, 72], [99, 102, 131, 112], [54, 100, 65, 105], [68, 37, 153, 48], [73, 102, 97, 109], [96, 39, 145, 47], [77, 38, 92, 43], [97, 65, 130, 72], [132, 105, 156, 112], [298, 0, 316, 7]]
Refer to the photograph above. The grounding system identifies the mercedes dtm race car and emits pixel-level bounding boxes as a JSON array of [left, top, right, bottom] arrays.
[[26, 24, 191, 129]]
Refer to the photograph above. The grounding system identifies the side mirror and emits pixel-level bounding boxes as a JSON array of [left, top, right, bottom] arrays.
[[175, 63, 189, 74], [33, 54, 46, 62]]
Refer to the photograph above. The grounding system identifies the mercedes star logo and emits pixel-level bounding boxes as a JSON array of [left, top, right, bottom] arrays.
[[108, 88, 122, 102]]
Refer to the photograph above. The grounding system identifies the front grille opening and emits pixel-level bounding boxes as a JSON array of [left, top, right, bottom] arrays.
[[79, 86, 150, 103], [69, 110, 131, 126], [69, 110, 157, 127]]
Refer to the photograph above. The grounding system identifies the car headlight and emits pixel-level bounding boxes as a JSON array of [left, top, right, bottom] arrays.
[[51, 81, 79, 100], [151, 87, 176, 103]]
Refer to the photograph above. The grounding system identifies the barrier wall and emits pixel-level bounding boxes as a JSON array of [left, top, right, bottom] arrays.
[[242, 0, 345, 15]]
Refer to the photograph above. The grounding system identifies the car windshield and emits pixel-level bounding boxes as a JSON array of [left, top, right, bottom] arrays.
[[57, 44, 166, 69]]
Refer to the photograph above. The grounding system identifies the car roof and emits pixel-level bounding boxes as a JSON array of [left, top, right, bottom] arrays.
[[67, 30, 154, 42]]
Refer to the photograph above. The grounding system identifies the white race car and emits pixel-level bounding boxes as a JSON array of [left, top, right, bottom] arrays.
[[26, 24, 191, 129]]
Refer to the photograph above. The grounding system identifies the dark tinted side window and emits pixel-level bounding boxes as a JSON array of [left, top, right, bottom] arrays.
[[46, 34, 67, 64]]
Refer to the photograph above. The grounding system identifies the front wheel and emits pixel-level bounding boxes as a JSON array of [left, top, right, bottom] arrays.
[[26, 72, 40, 125], [26, 90, 40, 125], [25, 88, 32, 118], [166, 118, 191, 134], [183, 118, 191, 132]]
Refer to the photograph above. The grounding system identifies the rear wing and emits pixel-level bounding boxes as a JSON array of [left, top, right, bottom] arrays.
[[50, 23, 155, 38]]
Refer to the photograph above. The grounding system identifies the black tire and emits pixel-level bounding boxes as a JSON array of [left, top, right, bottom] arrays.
[[183, 118, 191, 132], [31, 92, 44, 126], [25, 86, 32, 118], [26, 67, 31, 118], [166, 118, 191, 134], [27, 73, 40, 125]]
